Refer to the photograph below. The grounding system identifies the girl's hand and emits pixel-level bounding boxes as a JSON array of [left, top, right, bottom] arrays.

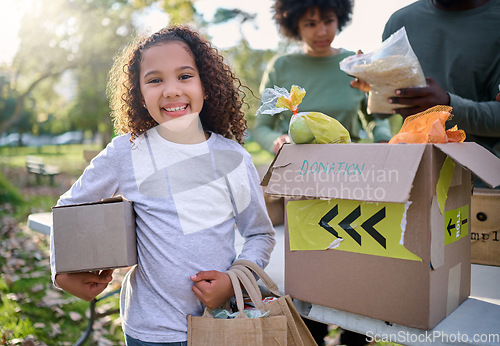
[[55, 270, 114, 301], [350, 78, 370, 93], [191, 270, 234, 309], [273, 134, 290, 154], [349, 50, 370, 93]]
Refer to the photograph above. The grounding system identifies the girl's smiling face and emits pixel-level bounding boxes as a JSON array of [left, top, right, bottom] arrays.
[[140, 41, 205, 125]]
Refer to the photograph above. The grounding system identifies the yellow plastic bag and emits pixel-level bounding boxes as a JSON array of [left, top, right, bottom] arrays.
[[255, 85, 351, 144], [388, 105, 466, 144], [289, 111, 351, 144]]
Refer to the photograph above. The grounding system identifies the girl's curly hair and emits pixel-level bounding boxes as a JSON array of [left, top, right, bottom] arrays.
[[107, 26, 247, 144], [273, 0, 353, 40]]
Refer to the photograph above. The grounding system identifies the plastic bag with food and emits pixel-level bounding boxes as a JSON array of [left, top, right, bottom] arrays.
[[388, 105, 466, 144], [339, 27, 426, 114], [255, 85, 351, 144]]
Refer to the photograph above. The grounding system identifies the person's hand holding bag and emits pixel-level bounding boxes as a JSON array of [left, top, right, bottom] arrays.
[[387, 77, 450, 118], [349, 50, 371, 93], [341, 27, 426, 115]]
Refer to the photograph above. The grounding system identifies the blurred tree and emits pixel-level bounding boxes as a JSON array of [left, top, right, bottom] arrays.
[[3, 0, 137, 146], [208, 7, 280, 131], [224, 41, 274, 131], [3, 0, 284, 146], [0, 71, 34, 137], [162, 0, 199, 26], [63, 0, 137, 145], [0, 73, 17, 132]]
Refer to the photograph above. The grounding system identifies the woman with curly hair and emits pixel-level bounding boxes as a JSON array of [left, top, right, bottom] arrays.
[[253, 0, 392, 154], [51, 26, 275, 345]]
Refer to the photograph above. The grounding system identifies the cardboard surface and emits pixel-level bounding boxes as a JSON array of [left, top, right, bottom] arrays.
[[52, 196, 137, 273], [263, 143, 498, 329], [435, 143, 500, 188], [470, 188, 500, 266], [265, 143, 426, 203]]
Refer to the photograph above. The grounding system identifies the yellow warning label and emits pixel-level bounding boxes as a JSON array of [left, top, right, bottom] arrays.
[[286, 199, 421, 261], [444, 205, 469, 245]]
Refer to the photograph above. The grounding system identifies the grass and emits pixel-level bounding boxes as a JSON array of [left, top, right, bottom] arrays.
[[0, 144, 101, 175], [0, 143, 124, 345]]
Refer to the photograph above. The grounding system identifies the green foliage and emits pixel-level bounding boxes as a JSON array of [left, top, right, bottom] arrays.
[[5, 0, 137, 139], [0, 76, 16, 124], [213, 8, 256, 25], [223, 42, 275, 131], [162, 0, 199, 26], [389, 113, 404, 135], [0, 226, 122, 344], [0, 172, 25, 214], [205, 6, 280, 131], [0, 145, 124, 344], [2, 0, 282, 145], [0, 296, 36, 339], [244, 140, 274, 168]]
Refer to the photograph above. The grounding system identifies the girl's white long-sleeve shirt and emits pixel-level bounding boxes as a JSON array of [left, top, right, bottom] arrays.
[[50, 128, 276, 342]]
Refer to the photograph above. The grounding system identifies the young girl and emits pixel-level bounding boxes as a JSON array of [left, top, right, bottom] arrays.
[[50, 26, 275, 345], [253, 0, 392, 154]]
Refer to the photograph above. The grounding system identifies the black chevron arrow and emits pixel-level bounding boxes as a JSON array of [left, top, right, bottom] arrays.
[[339, 205, 361, 245], [447, 218, 468, 236], [319, 204, 340, 238], [447, 219, 455, 236], [361, 207, 387, 249]]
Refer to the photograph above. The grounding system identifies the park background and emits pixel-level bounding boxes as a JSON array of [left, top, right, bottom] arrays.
[[1, 0, 414, 344]]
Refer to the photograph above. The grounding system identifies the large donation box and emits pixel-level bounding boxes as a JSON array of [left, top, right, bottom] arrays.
[[263, 142, 500, 329]]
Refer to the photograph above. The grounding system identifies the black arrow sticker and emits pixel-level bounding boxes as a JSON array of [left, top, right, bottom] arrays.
[[339, 205, 362, 245], [361, 207, 387, 249], [447, 218, 455, 236], [319, 204, 388, 249], [319, 204, 340, 238]]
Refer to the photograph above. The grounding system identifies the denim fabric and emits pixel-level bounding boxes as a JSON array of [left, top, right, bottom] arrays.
[[125, 334, 187, 346]]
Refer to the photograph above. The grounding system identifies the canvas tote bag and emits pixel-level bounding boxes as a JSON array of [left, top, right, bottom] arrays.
[[187, 268, 287, 345], [229, 259, 317, 346]]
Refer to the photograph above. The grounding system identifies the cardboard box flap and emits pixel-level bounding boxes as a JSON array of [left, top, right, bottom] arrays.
[[435, 143, 500, 188], [261, 145, 283, 187], [264, 143, 426, 203], [52, 196, 127, 209]]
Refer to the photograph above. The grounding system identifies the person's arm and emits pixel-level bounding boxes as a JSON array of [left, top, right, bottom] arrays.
[[388, 77, 450, 118], [448, 94, 500, 137], [388, 77, 500, 137], [50, 140, 122, 294]]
